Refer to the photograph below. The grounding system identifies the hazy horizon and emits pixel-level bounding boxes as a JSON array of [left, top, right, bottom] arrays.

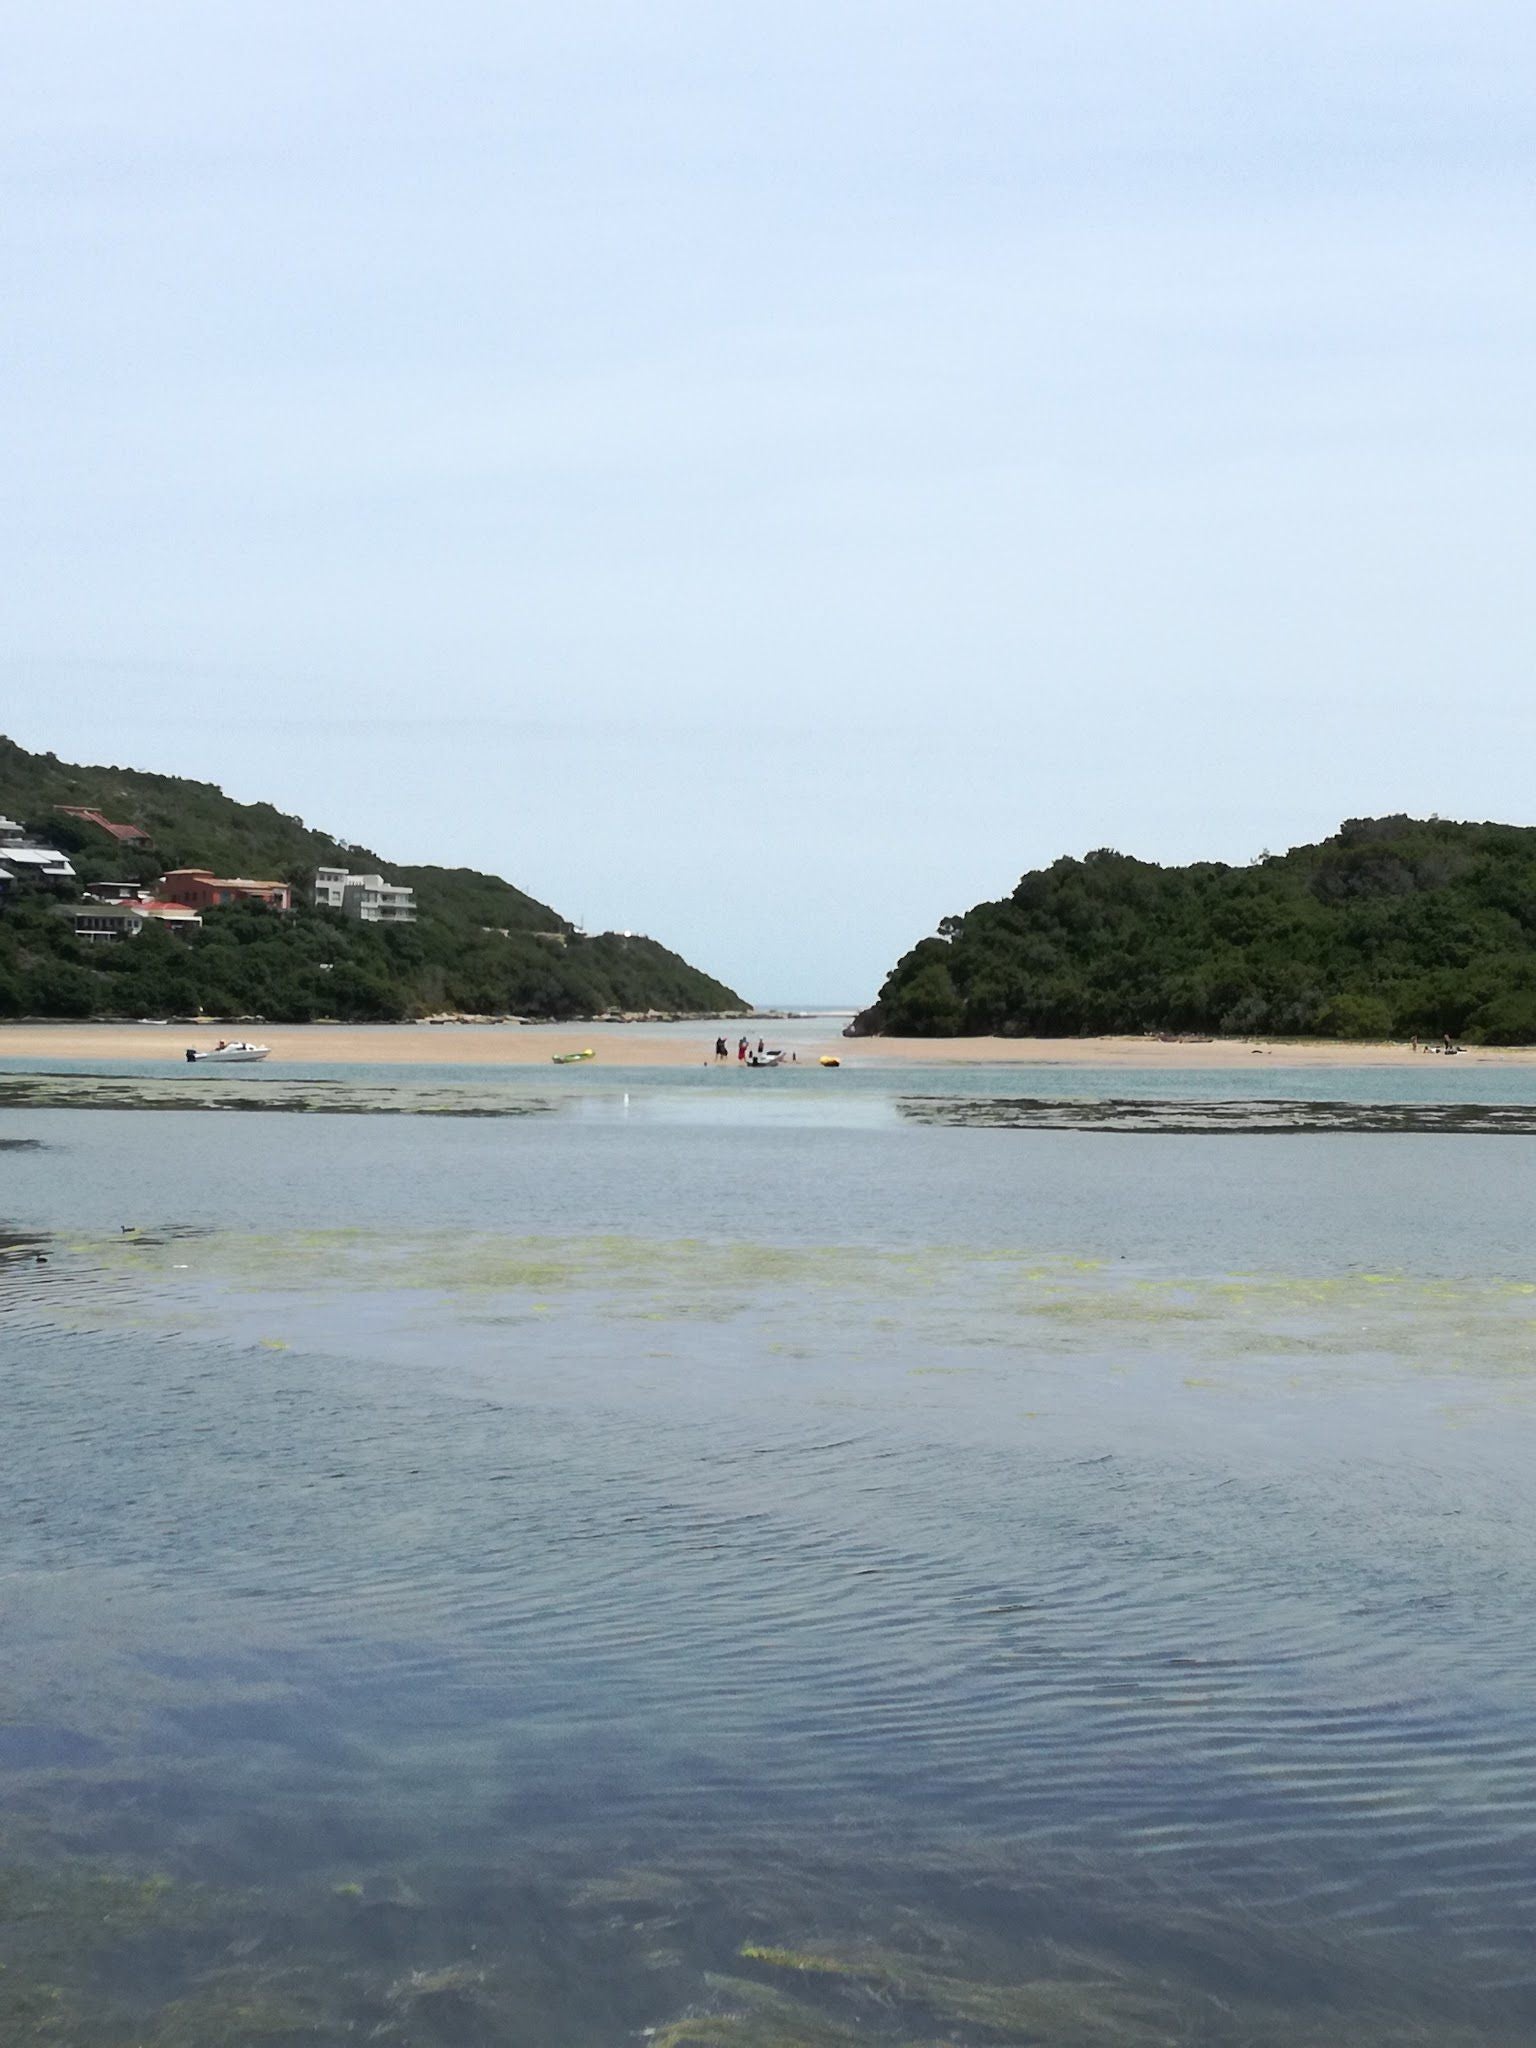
[[6, 4, 1536, 1002]]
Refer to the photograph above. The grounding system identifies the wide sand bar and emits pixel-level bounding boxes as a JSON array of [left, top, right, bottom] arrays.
[[2, 1021, 1534, 1069]]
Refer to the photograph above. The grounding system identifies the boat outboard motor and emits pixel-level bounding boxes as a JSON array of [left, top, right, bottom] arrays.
[[185, 1048, 197, 1062]]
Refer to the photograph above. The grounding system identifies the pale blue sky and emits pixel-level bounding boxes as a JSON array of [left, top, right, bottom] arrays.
[[4, 3, 1535, 1001]]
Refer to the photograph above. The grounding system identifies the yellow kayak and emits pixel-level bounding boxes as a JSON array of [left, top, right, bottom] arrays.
[[818, 1056, 841, 1068], [552, 1049, 596, 1064]]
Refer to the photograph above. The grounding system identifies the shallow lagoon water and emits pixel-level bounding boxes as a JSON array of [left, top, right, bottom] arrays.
[[3, 1063, 1536, 2043]]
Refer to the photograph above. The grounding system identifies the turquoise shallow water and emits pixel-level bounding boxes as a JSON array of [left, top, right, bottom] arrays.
[[2, 1063, 1536, 2044]]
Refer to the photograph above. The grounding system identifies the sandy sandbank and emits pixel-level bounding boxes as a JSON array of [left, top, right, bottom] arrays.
[[0, 1021, 809, 1068], [1, 1021, 1533, 1070], [846, 1033, 1536, 1069]]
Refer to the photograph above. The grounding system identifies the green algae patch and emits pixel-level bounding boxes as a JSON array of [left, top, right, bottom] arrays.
[[16, 1224, 1536, 1403], [0, 1968, 73, 2047], [0, 1863, 187, 1939], [383, 1958, 494, 2032], [0, 1856, 230, 2047], [651, 1973, 866, 2048], [143, 1983, 329, 2046], [727, 1937, 1183, 2044], [171, 2006, 313, 2044], [870, 1962, 1180, 2042], [739, 1944, 859, 1975], [0, 1834, 1522, 2048]]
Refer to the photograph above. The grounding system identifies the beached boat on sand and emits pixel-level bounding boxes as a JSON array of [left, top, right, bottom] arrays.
[[185, 1040, 269, 1064]]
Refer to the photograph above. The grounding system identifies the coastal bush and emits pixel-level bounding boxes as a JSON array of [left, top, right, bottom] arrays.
[[25, 962, 96, 1018], [881, 954, 964, 1035], [1466, 991, 1536, 1044], [1317, 993, 1395, 1040], [859, 816, 1536, 1042]]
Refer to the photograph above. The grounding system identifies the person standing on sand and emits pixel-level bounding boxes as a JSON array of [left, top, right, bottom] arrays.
[[738, 1036, 747, 1062]]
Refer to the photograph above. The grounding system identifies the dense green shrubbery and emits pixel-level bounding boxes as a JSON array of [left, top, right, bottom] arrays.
[[0, 898, 735, 1023], [0, 736, 743, 1020], [859, 818, 1536, 1044]]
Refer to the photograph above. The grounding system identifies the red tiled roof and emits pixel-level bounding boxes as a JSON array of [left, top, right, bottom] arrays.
[[55, 806, 148, 842]]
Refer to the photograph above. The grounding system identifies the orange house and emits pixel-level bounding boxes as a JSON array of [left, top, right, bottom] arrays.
[[159, 867, 292, 912]]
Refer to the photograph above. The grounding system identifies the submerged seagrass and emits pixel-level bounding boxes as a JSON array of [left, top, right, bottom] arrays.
[[3, 1085, 1536, 2043]]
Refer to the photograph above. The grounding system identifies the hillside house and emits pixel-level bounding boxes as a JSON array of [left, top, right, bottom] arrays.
[[0, 816, 76, 882], [314, 865, 416, 924], [160, 868, 292, 912], [66, 892, 202, 941], [54, 806, 150, 847]]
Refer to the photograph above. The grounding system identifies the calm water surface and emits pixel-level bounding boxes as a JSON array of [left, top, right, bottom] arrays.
[[2, 1060, 1535, 2045]]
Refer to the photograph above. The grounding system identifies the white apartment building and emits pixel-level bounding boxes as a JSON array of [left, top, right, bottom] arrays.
[[0, 816, 75, 880], [314, 865, 416, 924]]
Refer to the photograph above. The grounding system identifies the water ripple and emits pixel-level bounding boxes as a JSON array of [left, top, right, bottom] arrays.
[[4, 1216, 1536, 2029]]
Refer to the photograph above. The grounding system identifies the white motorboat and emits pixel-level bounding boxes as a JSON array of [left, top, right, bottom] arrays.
[[185, 1040, 270, 1064], [746, 1048, 785, 1067]]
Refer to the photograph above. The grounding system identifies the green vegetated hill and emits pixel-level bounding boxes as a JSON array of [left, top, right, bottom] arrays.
[[0, 736, 744, 1021], [857, 818, 1536, 1044]]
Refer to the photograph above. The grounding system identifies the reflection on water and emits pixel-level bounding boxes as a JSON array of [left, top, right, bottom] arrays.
[[3, 1099, 1536, 2042]]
